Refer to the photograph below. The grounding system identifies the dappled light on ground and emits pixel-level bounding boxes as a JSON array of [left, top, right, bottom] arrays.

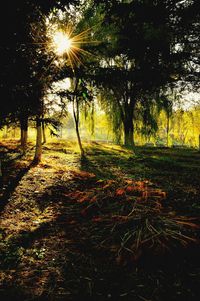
[[0, 140, 200, 300]]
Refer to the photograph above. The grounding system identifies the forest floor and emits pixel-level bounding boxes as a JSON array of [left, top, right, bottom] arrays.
[[0, 139, 200, 301]]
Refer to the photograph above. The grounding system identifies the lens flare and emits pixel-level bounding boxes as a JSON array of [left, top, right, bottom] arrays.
[[49, 24, 94, 70], [52, 31, 72, 56]]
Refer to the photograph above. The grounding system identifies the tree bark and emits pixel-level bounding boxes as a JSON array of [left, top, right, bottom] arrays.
[[124, 120, 134, 147], [73, 98, 85, 157], [75, 118, 85, 156], [71, 77, 85, 157], [123, 104, 135, 148], [33, 117, 42, 164], [20, 116, 28, 152], [42, 120, 46, 144], [117, 94, 135, 149], [166, 112, 170, 147]]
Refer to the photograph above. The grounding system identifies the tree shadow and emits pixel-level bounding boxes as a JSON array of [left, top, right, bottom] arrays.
[[1, 143, 200, 300], [0, 162, 33, 212], [1, 174, 199, 301], [80, 148, 134, 181]]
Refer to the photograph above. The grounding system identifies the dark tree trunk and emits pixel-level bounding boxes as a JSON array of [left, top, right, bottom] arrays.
[[33, 117, 42, 164], [123, 104, 135, 148], [20, 116, 28, 152], [73, 99, 85, 157], [42, 121, 46, 144], [117, 93, 135, 149], [75, 119, 85, 156], [166, 113, 170, 147], [72, 77, 85, 157], [124, 121, 134, 147]]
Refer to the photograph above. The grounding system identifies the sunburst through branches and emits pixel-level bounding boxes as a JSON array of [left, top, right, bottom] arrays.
[[47, 23, 93, 70], [52, 31, 72, 56]]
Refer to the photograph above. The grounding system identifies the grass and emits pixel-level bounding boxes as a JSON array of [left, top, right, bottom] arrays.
[[0, 139, 200, 300]]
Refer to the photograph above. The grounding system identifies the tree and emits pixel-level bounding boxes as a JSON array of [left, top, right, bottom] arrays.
[[91, 0, 200, 148], [0, 0, 79, 160]]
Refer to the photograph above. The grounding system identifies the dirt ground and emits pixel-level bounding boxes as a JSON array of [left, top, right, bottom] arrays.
[[0, 139, 200, 300]]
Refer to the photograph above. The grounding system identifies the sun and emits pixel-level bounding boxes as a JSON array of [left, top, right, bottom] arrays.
[[48, 23, 93, 70], [52, 31, 72, 56]]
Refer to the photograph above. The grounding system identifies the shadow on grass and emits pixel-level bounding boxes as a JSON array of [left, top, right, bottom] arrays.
[[1, 174, 200, 301], [80, 155, 114, 179], [80, 148, 140, 181], [0, 162, 33, 212], [1, 144, 200, 300]]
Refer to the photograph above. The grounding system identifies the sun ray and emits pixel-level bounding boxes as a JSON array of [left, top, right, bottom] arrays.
[[30, 18, 100, 77], [47, 22, 99, 70], [69, 49, 84, 66]]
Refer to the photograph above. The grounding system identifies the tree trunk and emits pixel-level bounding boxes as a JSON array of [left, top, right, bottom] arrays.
[[20, 116, 28, 152], [71, 77, 85, 157], [166, 112, 170, 147], [117, 95, 135, 149], [33, 117, 42, 164], [42, 121, 46, 144], [73, 100, 85, 157], [75, 119, 85, 156], [20, 127, 24, 145], [123, 107, 134, 148], [124, 122, 134, 147]]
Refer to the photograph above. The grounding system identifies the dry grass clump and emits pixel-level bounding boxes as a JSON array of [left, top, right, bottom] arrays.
[[76, 179, 199, 262]]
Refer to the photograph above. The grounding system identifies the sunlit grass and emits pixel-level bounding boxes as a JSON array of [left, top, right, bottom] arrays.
[[1, 138, 200, 300]]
